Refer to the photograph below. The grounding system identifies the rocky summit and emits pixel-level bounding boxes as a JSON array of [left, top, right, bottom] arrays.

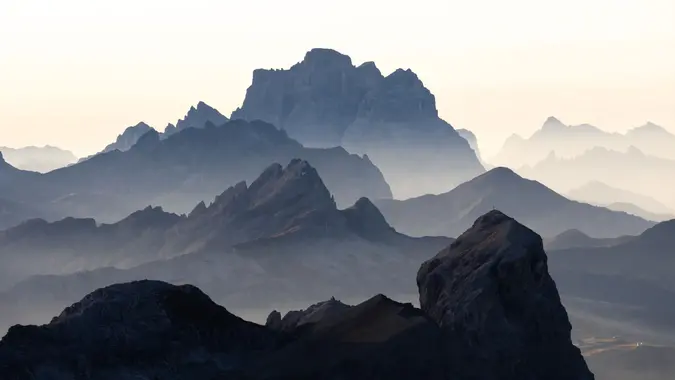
[[0, 210, 593, 379], [417, 210, 594, 380], [232, 48, 484, 197]]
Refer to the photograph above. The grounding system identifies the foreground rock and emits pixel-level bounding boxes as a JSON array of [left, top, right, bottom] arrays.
[[418, 210, 594, 380], [0, 280, 284, 379], [0, 211, 594, 379]]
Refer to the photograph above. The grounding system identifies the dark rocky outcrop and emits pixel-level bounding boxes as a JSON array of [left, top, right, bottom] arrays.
[[0, 280, 284, 379], [266, 297, 350, 333], [417, 210, 594, 379], [232, 48, 484, 197], [0, 211, 594, 379]]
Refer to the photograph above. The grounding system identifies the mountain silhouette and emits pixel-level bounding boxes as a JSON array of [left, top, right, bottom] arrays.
[[520, 146, 675, 210], [417, 210, 594, 379], [0, 119, 391, 224], [492, 117, 675, 167], [0, 160, 446, 331], [544, 228, 635, 250], [100, 121, 154, 154], [164, 101, 229, 136], [0, 211, 592, 380], [546, 217, 675, 347], [377, 167, 654, 238], [0, 145, 77, 173], [567, 180, 674, 217], [232, 48, 484, 198]]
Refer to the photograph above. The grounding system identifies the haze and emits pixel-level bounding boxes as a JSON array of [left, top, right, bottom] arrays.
[[1, 0, 674, 157]]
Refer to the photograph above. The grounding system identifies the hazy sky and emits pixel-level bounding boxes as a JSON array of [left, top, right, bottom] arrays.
[[1, 0, 674, 157]]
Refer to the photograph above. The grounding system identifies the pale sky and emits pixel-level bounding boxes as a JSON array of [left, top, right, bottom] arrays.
[[1, 0, 674, 157]]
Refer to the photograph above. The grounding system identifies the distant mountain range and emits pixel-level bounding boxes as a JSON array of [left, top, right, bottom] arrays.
[[0, 119, 391, 227], [492, 116, 675, 167], [0, 160, 446, 331], [544, 229, 635, 251], [81, 101, 230, 162], [0, 145, 77, 173], [567, 181, 675, 221], [519, 146, 675, 210], [0, 210, 593, 380], [547, 218, 675, 348], [232, 48, 484, 198], [377, 168, 654, 237], [376, 167, 654, 239]]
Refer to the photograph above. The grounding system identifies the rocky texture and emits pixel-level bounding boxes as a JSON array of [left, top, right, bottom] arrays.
[[232, 48, 484, 198], [164, 101, 228, 136], [0, 280, 284, 379], [232, 49, 379, 147], [0, 145, 77, 173], [417, 210, 594, 379], [266, 297, 350, 333], [377, 166, 654, 239], [0, 211, 595, 379]]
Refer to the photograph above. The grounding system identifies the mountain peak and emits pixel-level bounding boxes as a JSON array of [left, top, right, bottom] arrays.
[[205, 160, 335, 223], [631, 121, 670, 135], [541, 116, 566, 132], [99, 122, 155, 154], [133, 129, 161, 150], [301, 48, 353, 68], [169, 102, 229, 136], [478, 166, 521, 183], [417, 210, 593, 379], [342, 197, 395, 240]]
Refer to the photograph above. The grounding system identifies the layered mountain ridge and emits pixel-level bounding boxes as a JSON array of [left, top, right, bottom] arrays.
[[0, 210, 593, 380], [377, 166, 654, 238], [492, 116, 675, 168], [0, 119, 391, 229], [0, 160, 448, 332], [0, 145, 77, 173]]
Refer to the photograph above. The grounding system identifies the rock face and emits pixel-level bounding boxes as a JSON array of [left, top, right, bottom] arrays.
[[232, 48, 484, 197], [266, 297, 350, 333], [417, 210, 594, 380], [164, 101, 229, 136], [0, 280, 283, 379]]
